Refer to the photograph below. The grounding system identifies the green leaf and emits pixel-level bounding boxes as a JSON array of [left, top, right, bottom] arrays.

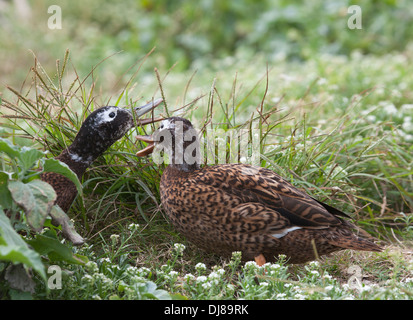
[[8, 180, 56, 231], [26, 229, 88, 265], [17, 147, 46, 172], [0, 208, 46, 281], [0, 138, 20, 159], [0, 138, 45, 172], [42, 158, 83, 196], [0, 172, 13, 209], [5, 264, 36, 294], [132, 281, 171, 300]]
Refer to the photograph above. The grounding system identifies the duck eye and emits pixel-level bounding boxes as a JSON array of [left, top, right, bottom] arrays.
[[109, 112, 116, 118]]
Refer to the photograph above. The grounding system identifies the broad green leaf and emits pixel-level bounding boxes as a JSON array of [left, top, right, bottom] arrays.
[[0, 138, 45, 171], [17, 147, 46, 172], [0, 172, 13, 209], [137, 281, 171, 300], [42, 158, 83, 196], [0, 208, 46, 280], [27, 229, 88, 265], [5, 264, 36, 294], [0, 138, 20, 159], [8, 180, 56, 231]]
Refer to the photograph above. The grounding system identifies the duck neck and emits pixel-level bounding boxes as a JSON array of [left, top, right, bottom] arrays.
[[167, 138, 201, 173], [169, 162, 200, 172], [56, 148, 91, 179]]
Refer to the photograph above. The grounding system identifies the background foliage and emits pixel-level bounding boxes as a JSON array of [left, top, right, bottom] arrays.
[[2, 0, 413, 89]]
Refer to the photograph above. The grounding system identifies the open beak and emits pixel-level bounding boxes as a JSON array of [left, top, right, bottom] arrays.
[[133, 98, 163, 125], [135, 134, 155, 157]]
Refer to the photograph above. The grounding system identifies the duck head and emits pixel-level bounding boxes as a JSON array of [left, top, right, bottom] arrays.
[[136, 117, 201, 171], [67, 98, 163, 166]]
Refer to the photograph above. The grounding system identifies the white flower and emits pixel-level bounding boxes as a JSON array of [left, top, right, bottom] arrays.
[[379, 101, 397, 115], [81, 274, 93, 284], [110, 234, 120, 245], [128, 223, 140, 231], [325, 285, 334, 292], [294, 293, 306, 300], [366, 115, 376, 122], [276, 293, 287, 299], [401, 104, 413, 113], [184, 274, 195, 281], [360, 284, 372, 293], [195, 263, 207, 272], [226, 284, 236, 292], [137, 267, 151, 277], [130, 275, 146, 283], [169, 270, 178, 277], [245, 261, 258, 269], [323, 273, 333, 280], [309, 261, 320, 267], [202, 282, 212, 290], [216, 268, 225, 276], [85, 261, 99, 273], [196, 276, 208, 283], [173, 243, 186, 255], [342, 283, 350, 291], [402, 120, 413, 132], [208, 272, 220, 280]]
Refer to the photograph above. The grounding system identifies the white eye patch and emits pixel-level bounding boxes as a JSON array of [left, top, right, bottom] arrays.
[[160, 119, 175, 130], [95, 107, 118, 124]]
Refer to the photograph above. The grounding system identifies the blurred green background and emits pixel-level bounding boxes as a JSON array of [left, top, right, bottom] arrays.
[[1, 0, 413, 92]]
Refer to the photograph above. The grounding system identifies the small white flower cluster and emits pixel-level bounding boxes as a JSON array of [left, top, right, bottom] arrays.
[[81, 262, 114, 292], [126, 265, 151, 279], [110, 234, 120, 245], [359, 102, 413, 142], [128, 223, 140, 232], [195, 262, 207, 274], [173, 243, 186, 256]]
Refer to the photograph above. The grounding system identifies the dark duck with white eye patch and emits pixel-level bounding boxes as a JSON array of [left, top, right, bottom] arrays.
[[136, 117, 382, 265], [41, 99, 163, 218]]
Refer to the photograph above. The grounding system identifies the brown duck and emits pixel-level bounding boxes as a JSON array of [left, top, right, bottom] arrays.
[[41, 99, 162, 243], [136, 117, 381, 265]]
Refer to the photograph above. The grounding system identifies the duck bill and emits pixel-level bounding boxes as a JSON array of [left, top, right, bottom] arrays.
[[133, 98, 164, 125], [135, 135, 155, 156]]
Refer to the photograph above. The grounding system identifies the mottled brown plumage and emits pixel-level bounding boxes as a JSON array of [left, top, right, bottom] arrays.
[[136, 117, 382, 264], [41, 100, 162, 225], [40, 149, 88, 213]]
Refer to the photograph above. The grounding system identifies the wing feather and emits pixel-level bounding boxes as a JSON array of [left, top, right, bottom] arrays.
[[194, 164, 344, 229]]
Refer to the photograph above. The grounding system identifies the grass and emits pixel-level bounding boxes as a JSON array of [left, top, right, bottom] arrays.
[[0, 48, 412, 300]]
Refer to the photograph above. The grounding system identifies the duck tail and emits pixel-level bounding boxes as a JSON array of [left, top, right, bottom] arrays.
[[327, 222, 382, 252], [329, 234, 382, 252]]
